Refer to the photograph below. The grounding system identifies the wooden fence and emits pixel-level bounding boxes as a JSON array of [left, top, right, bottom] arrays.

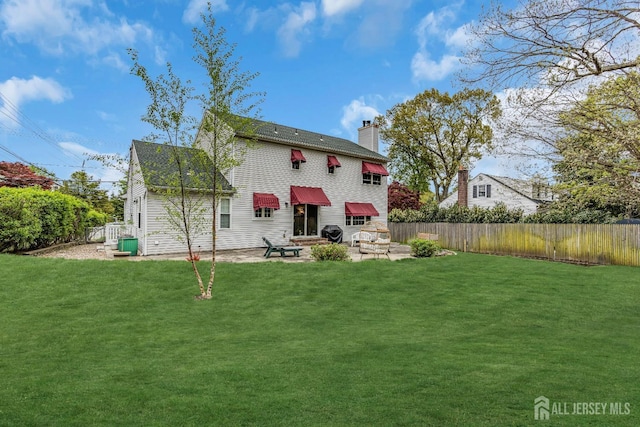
[[389, 222, 640, 266]]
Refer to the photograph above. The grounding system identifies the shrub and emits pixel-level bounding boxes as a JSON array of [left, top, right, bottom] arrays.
[[86, 209, 108, 227], [310, 243, 351, 261], [0, 187, 91, 252], [409, 238, 442, 258]]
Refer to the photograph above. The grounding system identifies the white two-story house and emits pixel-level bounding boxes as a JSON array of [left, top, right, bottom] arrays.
[[124, 118, 388, 256]]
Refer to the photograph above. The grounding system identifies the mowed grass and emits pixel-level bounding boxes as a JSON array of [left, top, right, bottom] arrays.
[[0, 253, 639, 426]]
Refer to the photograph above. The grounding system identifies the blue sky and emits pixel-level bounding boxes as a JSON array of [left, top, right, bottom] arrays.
[[0, 0, 514, 191]]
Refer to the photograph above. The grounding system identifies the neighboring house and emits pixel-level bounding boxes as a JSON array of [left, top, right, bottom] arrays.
[[124, 118, 388, 256], [440, 169, 554, 215]]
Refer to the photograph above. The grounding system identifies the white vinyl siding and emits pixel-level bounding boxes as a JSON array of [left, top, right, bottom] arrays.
[[132, 138, 388, 254], [228, 140, 388, 248]]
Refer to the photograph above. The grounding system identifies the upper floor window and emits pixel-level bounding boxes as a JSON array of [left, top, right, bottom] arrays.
[[327, 155, 341, 174], [362, 173, 382, 185], [473, 184, 492, 198], [362, 161, 388, 185], [291, 149, 306, 170]]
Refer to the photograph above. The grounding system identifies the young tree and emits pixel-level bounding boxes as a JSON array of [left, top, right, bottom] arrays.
[[129, 2, 263, 299], [377, 88, 501, 202]]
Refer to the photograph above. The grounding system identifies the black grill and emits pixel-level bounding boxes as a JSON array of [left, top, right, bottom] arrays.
[[321, 225, 343, 243]]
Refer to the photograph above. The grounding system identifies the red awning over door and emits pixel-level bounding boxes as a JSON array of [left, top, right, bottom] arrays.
[[345, 202, 379, 216], [362, 161, 389, 176], [291, 149, 306, 163], [290, 186, 331, 206], [253, 193, 280, 209], [327, 155, 341, 168]]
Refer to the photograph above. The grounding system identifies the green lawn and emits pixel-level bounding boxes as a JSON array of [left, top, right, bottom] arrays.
[[1, 253, 638, 426]]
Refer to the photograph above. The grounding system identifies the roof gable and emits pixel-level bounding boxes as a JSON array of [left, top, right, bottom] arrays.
[[132, 140, 232, 191], [478, 174, 551, 203]]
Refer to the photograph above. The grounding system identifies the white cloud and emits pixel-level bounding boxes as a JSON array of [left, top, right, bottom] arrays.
[[411, 52, 462, 82], [411, 3, 467, 82], [321, 0, 363, 17], [340, 97, 381, 139], [0, 0, 155, 67], [59, 141, 124, 189], [97, 110, 116, 122], [277, 2, 317, 58], [182, 0, 229, 24], [59, 141, 98, 158], [445, 23, 472, 48], [0, 76, 71, 128], [100, 52, 129, 72]]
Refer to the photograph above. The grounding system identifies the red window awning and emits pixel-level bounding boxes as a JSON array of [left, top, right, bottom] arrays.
[[327, 155, 341, 168], [362, 161, 389, 176], [290, 186, 331, 206], [253, 193, 280, 210], [291, 149, 306, 163], [345, 202, 379, 217]]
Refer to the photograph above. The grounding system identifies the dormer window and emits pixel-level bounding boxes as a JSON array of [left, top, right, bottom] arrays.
[[291, 149, 306, 170]]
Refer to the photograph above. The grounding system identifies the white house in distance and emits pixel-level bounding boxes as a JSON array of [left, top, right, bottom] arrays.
[[439, 168, 554, 215], [124, 118, 389, 256]]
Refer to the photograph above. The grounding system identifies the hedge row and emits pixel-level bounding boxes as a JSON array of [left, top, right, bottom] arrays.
[[0, 187, 104, 252], [388, 202, 618, 224]]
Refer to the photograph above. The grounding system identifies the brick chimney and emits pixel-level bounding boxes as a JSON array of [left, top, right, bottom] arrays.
[[358, 120, 379, 153], [457, 166, 469, 207]]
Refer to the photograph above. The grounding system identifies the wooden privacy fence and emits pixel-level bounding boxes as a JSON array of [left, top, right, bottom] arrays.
[[389, 222, 640, 266]]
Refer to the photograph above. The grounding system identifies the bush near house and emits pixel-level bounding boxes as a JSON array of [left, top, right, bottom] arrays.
[[0, 187, 91, 252], [409, 238, 442, 257], [310, 243, 351, 261]]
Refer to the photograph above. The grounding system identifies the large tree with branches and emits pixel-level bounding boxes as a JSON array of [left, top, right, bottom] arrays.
[[460, 0, 640, 172], [462, 0, 640, 92], [377, 88, 501, 202], [553, 71, 640, 217]]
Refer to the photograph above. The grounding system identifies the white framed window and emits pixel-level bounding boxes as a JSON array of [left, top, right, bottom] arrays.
[[292, 161, 301, 170], [328, 165, 335, 174], [473, 184, 492, 198], [219, 198, 231, 229], [346, 215, 371, 226], [363, 173, 382, 185], [254, 207, 273, 218]]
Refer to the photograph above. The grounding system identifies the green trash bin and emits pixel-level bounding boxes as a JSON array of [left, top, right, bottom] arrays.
[[118, 237, 138, 256]]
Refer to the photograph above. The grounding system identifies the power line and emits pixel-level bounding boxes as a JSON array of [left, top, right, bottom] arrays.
[[0, 90, 85, 164]]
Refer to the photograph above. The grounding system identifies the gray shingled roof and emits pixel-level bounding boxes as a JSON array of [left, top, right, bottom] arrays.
[[132, 140, 232, 191], [236, 117, 388, 162]]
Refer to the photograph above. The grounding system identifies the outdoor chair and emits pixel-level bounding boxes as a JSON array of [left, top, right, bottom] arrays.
[[262, 237, 303, 258], [351, 231, 373, 247]]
